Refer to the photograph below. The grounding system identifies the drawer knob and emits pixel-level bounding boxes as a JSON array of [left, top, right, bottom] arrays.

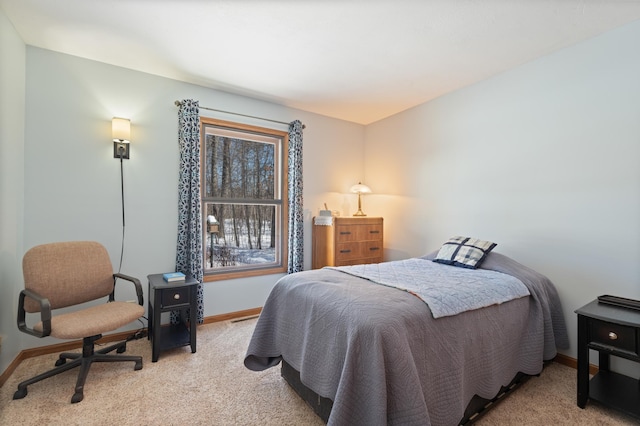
[[608, 331, 618, 340], [340, 249, 351, 253], [173, 293, 181, 300]]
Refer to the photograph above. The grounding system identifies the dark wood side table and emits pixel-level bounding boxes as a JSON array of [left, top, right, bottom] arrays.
[[147, 274, 198, 362], [575, 299, 640, 419]]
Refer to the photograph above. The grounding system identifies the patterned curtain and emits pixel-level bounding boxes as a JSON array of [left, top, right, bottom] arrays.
[[287, 120, 304, 273], [175, 99, 204, 324]]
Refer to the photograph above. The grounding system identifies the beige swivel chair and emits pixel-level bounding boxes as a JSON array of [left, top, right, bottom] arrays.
[[14, 241, 145, 403]]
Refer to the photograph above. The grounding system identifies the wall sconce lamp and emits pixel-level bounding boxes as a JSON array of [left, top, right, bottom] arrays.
[[350, 182, 372, 216], [112, 117, 131, 159]]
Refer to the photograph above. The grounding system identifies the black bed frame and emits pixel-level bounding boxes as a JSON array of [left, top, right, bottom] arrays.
[[281, 360, 536, 425]]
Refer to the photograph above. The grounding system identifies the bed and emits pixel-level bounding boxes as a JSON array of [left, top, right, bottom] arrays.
[[244, 246, 569, 426]]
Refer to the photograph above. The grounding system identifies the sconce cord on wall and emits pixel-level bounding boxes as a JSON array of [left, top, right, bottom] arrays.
[[112, 117, 130, 275], [118, 153, 126, 273]]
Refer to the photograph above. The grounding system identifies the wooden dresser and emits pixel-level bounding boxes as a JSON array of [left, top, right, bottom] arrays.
[[312, 217, 383, 269]]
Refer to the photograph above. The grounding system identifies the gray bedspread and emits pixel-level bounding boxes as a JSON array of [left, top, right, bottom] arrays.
[[244, 252, 569, 426]]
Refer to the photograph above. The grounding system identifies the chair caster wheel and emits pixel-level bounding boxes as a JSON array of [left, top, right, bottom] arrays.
[[55, 358, 67, 366], [13, 387, 27, 400], [116, 345, 126, 354], [134, 360, 143, 370], [71, 392, 84, 403]]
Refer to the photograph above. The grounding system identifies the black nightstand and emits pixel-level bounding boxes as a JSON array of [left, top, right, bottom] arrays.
[[147, 274, 198, 362], [575, 298, 640, 419]]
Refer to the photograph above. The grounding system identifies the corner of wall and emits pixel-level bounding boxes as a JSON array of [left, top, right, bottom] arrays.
[[0, 6, 27, 375]]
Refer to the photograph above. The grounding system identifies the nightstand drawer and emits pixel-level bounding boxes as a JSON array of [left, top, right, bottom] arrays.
[[589, 319, 638, 355], [161, 286, 191, 308]]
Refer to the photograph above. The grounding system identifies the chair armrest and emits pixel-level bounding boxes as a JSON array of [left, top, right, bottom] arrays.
[[17, 289, 51, 338], [112, 273, 144, 306]]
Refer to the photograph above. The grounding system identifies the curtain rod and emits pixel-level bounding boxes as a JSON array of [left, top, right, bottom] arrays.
[[174, 100, 305, 129]]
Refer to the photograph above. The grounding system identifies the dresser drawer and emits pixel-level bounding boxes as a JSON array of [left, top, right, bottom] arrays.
[[363, 240, 383, 257], [161, 286, 191, 309], [360, 224, 383, 241], [335, 242, 364, 261], [335, 224, 383, 243], [589, 319, 638, 355], [335, 226, 358, 243]]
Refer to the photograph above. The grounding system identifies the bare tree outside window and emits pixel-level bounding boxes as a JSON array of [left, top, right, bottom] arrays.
[[201, 118, 288, 280]]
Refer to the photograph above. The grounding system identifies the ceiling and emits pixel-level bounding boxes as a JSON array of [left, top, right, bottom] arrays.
[[3, 1, 640, 125]]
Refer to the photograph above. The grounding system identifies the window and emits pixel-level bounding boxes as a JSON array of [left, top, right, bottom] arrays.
[[200, 117, 288, 280]]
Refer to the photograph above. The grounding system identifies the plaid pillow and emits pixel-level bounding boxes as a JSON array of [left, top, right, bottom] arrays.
[[433, 236, 497, 269]]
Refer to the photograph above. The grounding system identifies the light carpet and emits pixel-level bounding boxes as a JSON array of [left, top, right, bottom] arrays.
[[0, 317, 637, 425]]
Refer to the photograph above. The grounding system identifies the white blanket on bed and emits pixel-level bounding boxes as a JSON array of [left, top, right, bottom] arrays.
[[328, 258, 530, 318]]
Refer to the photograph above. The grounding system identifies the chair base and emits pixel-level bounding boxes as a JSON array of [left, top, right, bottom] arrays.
[[13, 334, 143, 403]]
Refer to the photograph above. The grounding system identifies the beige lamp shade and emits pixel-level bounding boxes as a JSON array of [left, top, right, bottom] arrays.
[[112, 118, 131, 143]]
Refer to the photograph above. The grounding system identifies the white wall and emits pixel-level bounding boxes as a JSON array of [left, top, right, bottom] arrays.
[[0, 7, 26, 375], [14, 47, 364, 352], [365, 20, 640, 373]]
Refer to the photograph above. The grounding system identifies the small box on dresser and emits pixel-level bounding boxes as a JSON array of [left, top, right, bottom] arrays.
[[312, 217, 383, 269]]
